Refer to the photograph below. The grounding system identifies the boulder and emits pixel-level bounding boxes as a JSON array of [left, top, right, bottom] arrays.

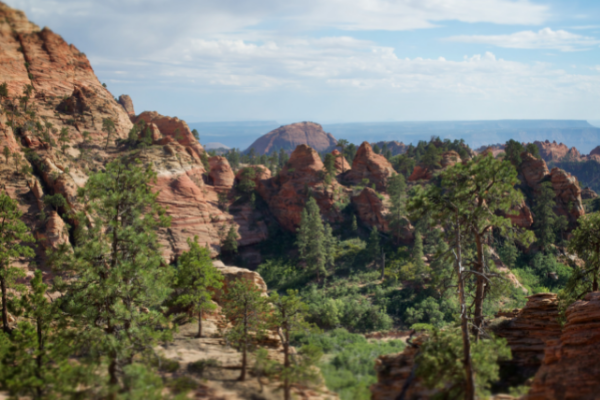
[[37, 211, 70, 249], [345, 142, 397, 191], [210, 260, 268, 305], [550, 167, 585, 221], [525, 292, 600, 399], [208, 156, 234, 188], [520, 152, 549, 191], [440, 150, 461, 168]]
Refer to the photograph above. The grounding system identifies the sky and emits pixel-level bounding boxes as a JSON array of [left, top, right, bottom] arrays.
[[5, 0, 600, 124]]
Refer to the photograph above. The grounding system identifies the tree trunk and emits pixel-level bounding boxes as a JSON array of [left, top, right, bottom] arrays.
[[196, 310, 202, 338], [1, 271, 9, 333], [456, 219, 475, 400], [473, 233, 485, 340], [35, 316, 44, 400], [380, 249, 386, 280], [284, 326, 290, 400], [108, 355, 118, 400]]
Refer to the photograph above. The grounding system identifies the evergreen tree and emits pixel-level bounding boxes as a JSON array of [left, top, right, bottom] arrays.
[[222, 225, 239, 254], [43, 193, 67, 212], [237, 167, 256, 194], [192, 128, 200, 142], [0, 270, 72, 399], [58, 127, 70, 155], [367, 227, 380, 262], [297, 198, 334, 282], [372, 144, 381, 154], [323, 153, 336, 184], [223, 278, 269, 381], [174, 237, 223, 338], [0, 191, 34, 333], [526, 143, 540, 158], [269, 290, 318, 400], [532, 181, 567, 250], [102, 117, 115, 150], [52, 159, 172, 396], [413, 231, 426, 276], [504, 139, 524, 167], [566, 212, 600, 293], [278, 148, 289, 169], [351, 215, 358, 233], [387, 173, 407, 242], [336, 139, 349, 173]]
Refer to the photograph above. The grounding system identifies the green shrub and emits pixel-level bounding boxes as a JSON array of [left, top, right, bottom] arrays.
[[167, 376, 198, 394], [187, 358, 219, 375]]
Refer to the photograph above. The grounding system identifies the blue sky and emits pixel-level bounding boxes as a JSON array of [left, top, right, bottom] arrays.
[[6, 0, 600, 124]]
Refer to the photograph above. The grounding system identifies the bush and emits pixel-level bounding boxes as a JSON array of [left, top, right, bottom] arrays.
[[167, 376, 198, 394], [187, 358, 219, 375]]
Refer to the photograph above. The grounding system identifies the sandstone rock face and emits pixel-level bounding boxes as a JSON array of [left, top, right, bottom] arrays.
[[346, 142, 396, 191], [371, 141, 407, 156], [408, 165, 432, 182], [478, 145, 506, 158], [525, 292, 600, 400], [331, 149, 350, 174], [37, 211, 70, 249], [210, 260, 268, 305], [506, 200, 534, 229], [246, 121, 337, 155], [352, 188, 389, 233], [550, 167, 585, 221], [371, 334, 437, 400], [589, 145, 600, 157], [257, 145, 347, 231], [493, 294, 561, 367], [208, 156, 234, 189], [440, 150, 461, 168], [118, 94, 135, 117], [533, 140, 573, 162], [520, 152, 550, 191], [581, 187, 598, 200], [133, 111, 204, 159]]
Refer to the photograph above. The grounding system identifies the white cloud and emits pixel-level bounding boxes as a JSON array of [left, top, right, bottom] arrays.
[[446, 28, 600, 51]]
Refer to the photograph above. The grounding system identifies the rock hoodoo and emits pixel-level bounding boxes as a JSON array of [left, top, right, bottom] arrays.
[[208, 156, 235, 189], [345, 142, 396, 191], [118, 94, 135, 117], [245, 121, 337, 155], [331, 149, 350, 174]]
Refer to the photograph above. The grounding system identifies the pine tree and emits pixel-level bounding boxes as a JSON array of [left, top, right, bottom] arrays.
[[367, 227, 380, 262], [532, 181, 567, 250], [0, 270, 72, 399], [223, 278, 269, 381], [174, 237, 223, 338], [102, 117, 115, 150], [192, 128, 200, 142], [297, 198, 334, 282], [222, 225, 239, 254], [269, 290, 319, 400], [58, 127, 70, 155], [566, 212, 600, 293], [51, 159, 172, 396], [0, 191, 34, 333], [387, 173, 407, 242], [335, 139, 349, 173], [413, 232, 426, 276]]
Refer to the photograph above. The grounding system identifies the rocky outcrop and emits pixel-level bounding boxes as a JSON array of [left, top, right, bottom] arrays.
[[525, 292, 600, 400], [440, 150, 462, 168], [210, 260, 268, 304], [581, 187, 598, 200], [246, 121, 337, 155], [589, 145, 600, 157], [519, 152, 584, 224], [118, 94, 135, 117], [352, 188, 389, 233], [493, 294, 561, 367], [408, 165, 432, 182], [208, 156, 234, 189], [331, 149, 350, 174], [533, 140, 576, 162], [506, 200, 534, 229], [371, 141, 407, 156], [256, 145, 346, 231], [36, 211, 70, 249], [520, 152, 550, 191], [132, 111, 204, 159], [345, 142, 396, 191], [371, 334, 436, 400], [550, 167, 585, 221]]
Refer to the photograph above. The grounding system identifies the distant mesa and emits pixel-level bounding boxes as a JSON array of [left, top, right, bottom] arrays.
[[204, 142, 231, 150], [245, 121, 337, 155]]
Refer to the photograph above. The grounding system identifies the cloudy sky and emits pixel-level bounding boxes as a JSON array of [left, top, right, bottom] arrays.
[[6, 0, 600, 123]]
